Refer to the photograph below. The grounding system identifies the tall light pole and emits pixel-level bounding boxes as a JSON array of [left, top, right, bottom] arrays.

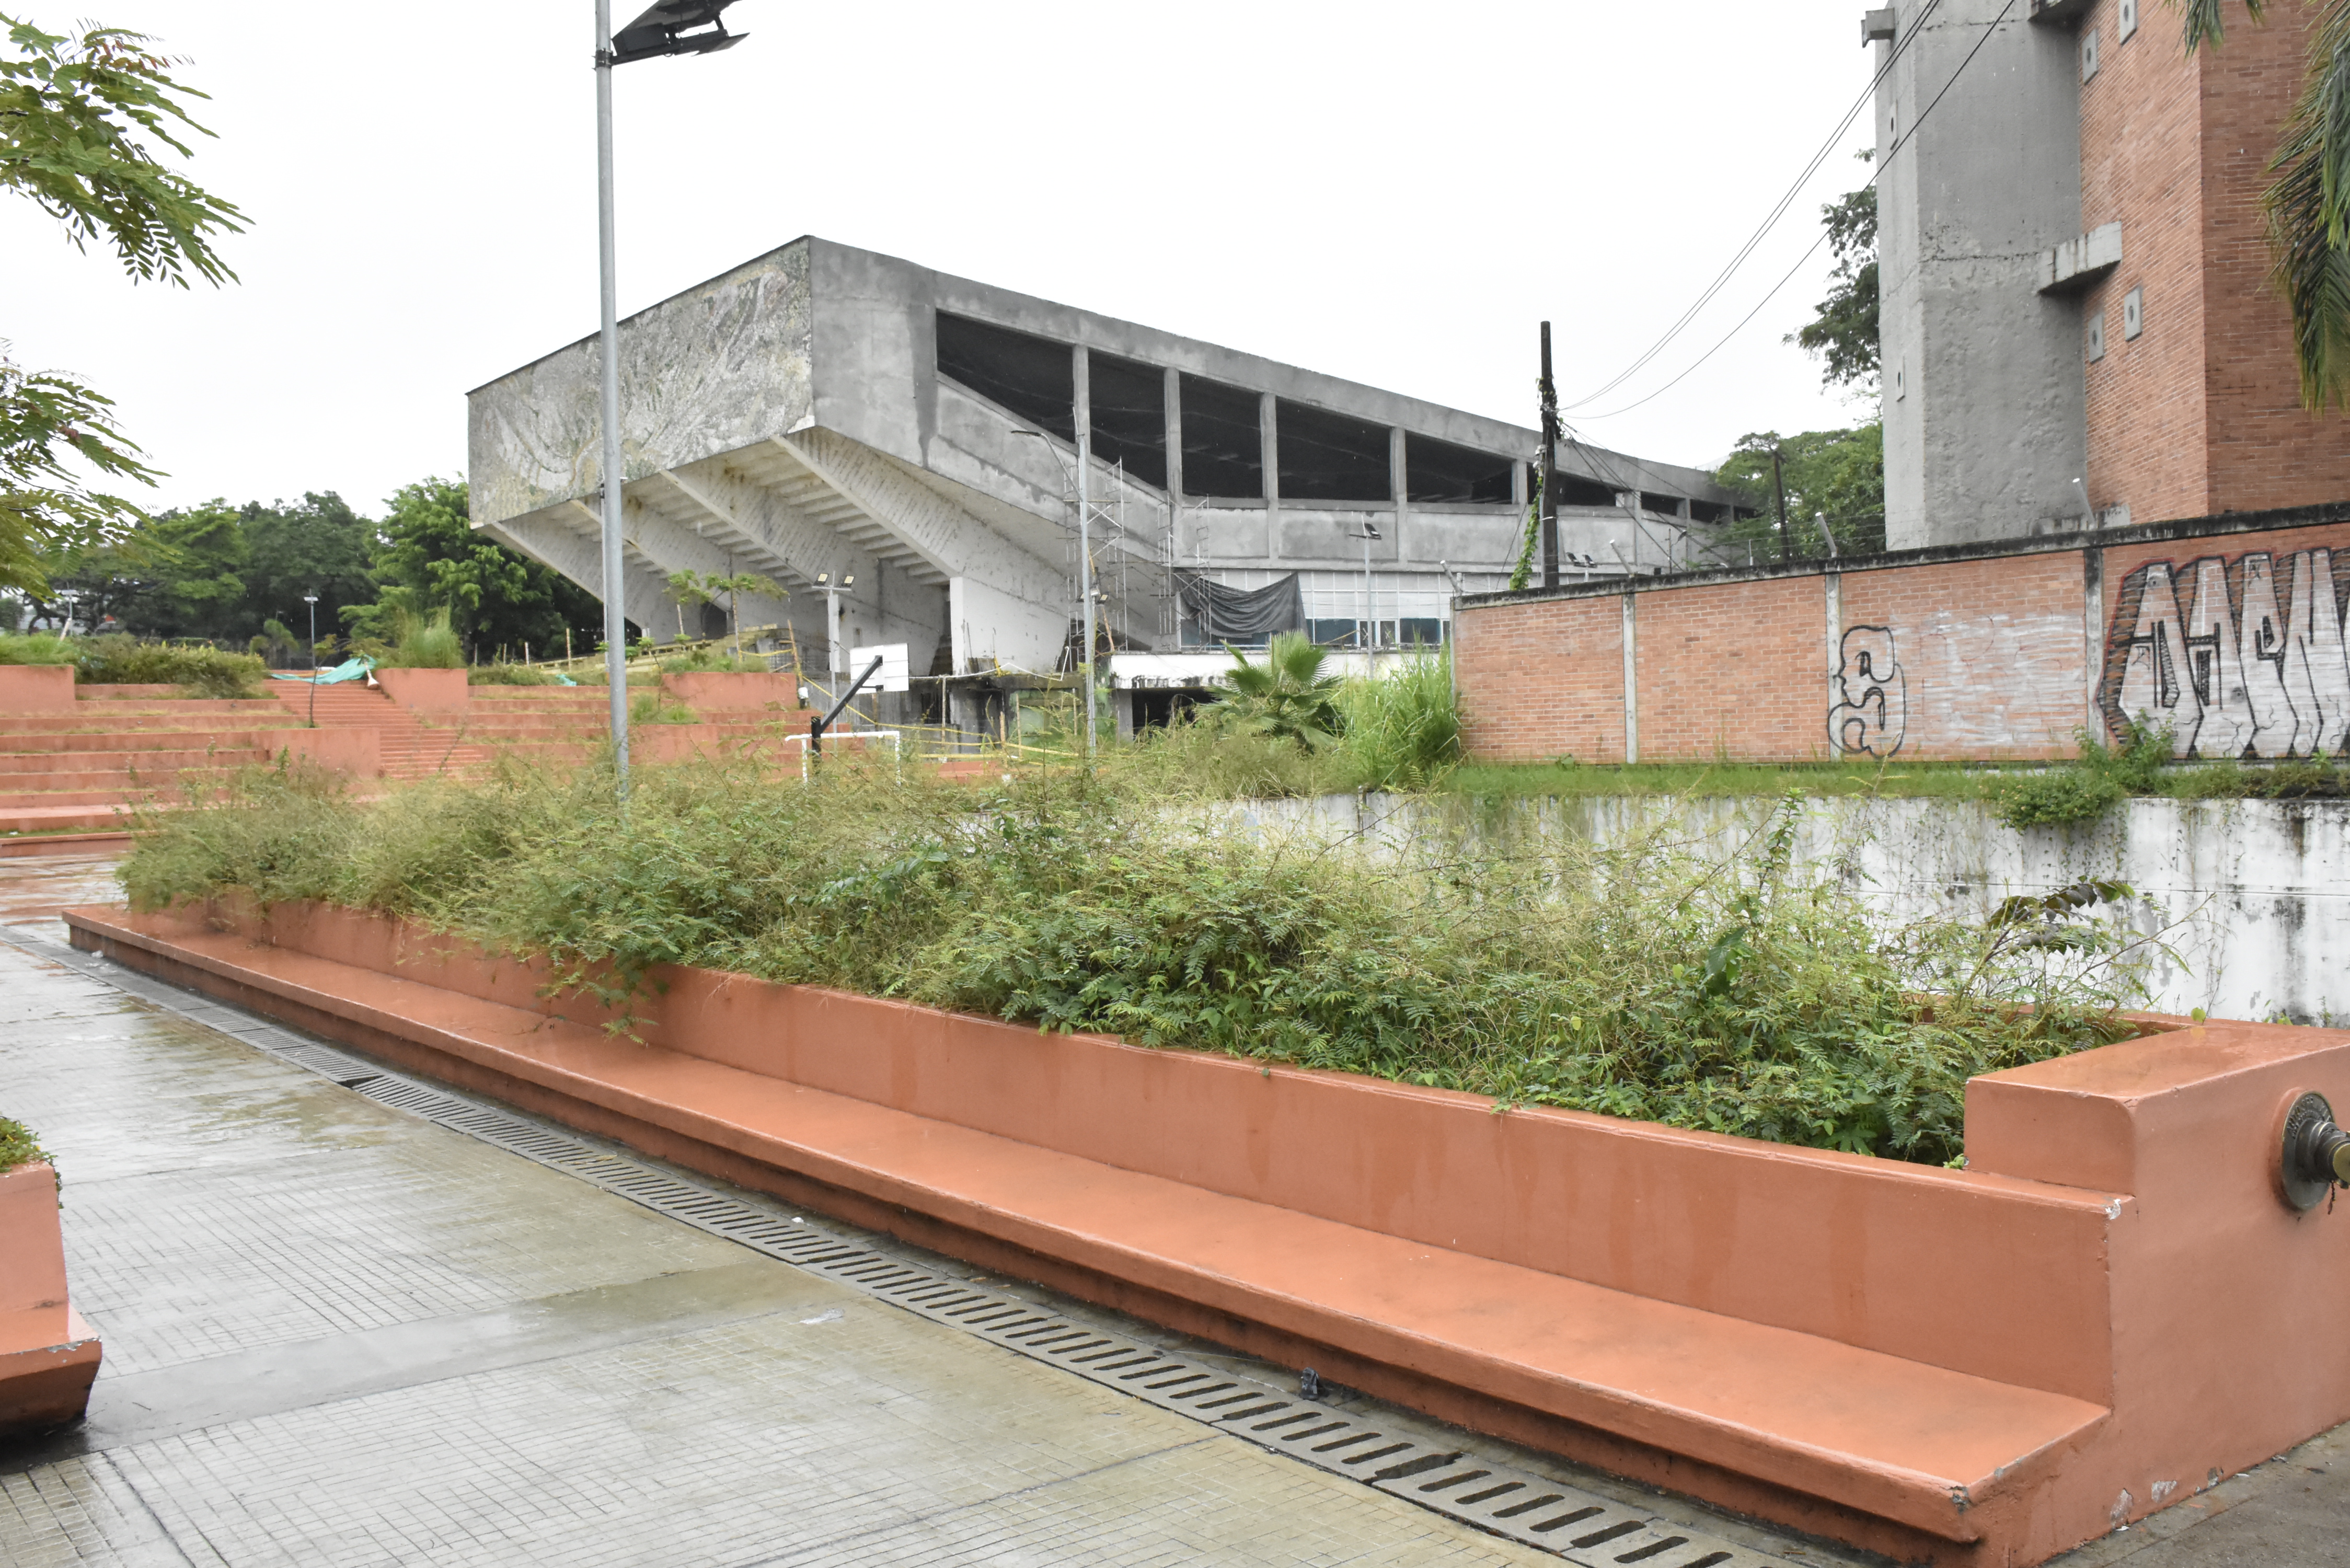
[[303, 593, 319, 726], [1351, 521, 1381, 653], [593, 1, 746, 791]]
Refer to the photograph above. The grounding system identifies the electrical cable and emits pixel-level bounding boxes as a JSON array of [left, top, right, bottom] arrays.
[[1561, 0, 1945, 411], [1575, 0, 2021, 422]]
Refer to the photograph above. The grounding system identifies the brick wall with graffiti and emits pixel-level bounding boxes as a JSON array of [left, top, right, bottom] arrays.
[[2100, 522, 2350, 759], [1453, 505, 2350, 765]]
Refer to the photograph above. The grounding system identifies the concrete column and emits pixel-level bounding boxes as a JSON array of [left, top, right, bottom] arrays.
[[1164, 366, 1184, 502], [1260, 391, 1280, 556], [1825, 570, 1844, 752], [2083, 545, 2106, 738], [1621, 590, 1640, 765], [1389, 426, 1409, 561]]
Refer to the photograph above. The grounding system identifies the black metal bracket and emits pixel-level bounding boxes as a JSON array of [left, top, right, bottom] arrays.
[[809, 654, 886, 758]]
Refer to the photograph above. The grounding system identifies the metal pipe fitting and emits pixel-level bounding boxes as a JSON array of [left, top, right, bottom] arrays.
[[2280, 1093, 2350, 1211]]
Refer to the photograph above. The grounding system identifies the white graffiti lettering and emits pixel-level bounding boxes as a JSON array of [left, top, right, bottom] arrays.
[[2106, 547, 2350, 759]]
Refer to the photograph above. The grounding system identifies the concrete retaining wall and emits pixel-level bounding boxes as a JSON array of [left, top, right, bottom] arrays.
[[1245, 792, 2349, 1025]]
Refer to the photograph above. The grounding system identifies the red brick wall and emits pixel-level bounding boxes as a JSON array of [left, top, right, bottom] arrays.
[[1455, 517, 2350, 767], [2080, 0, 2350, 524], [1840, 555, 2089, 760], [1454, 593, 1624, 763], [2080, 0, 2209, 523], [1631, 579, 1826, 762]]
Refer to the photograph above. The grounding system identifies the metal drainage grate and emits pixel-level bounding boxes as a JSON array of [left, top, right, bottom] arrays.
[[5, 925, 1789, 1568]]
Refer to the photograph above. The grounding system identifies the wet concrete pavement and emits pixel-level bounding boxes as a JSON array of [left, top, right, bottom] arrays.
[[1, 851, 2344, 1567]]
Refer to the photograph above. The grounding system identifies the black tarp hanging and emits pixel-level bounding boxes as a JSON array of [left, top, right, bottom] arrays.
[[1177, 571, 1303, 644]]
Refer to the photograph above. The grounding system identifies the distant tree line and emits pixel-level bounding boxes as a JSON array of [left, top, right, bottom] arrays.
[[11, 478, 613, 666]]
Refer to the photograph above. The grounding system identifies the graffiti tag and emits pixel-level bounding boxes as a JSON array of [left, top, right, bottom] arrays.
[[1828, 625, 1906, 757], [2104, 547, 2350, 759]]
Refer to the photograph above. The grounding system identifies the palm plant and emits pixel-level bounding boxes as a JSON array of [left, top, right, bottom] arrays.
[[2179, 0, 2350, 409], [1208, 631, 1343, 747]]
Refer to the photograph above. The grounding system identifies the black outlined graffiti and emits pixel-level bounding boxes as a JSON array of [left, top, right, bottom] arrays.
[[1828, 625, 1906, 757], [2104, 547, 2350, 758]]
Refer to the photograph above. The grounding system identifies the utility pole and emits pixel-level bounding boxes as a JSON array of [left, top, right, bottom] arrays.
[[1771, 444, 1791, 563], [1539, 322, 1559, 590], [1074, 348, 1097, 754], [591, 0, 746, 794]]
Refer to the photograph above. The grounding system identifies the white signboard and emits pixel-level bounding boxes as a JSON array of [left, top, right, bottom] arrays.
[[848, 642, 911, 694]]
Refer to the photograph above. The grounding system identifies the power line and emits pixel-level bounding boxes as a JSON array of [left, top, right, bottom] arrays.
[[1561, 0, 1945, 412], [1577, 0, 2021, 422]]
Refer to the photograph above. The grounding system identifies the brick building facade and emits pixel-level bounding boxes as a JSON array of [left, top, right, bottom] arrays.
[[1875, 0, 2348, 548]]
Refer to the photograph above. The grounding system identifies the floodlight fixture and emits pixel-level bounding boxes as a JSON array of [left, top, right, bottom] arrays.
[[607, 0, 747, 65]]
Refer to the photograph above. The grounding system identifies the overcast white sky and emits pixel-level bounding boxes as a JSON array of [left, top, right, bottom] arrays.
[[4, 2, 1880, 517]]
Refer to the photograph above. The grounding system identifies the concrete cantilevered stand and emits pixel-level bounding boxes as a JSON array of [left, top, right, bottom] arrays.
[[63, 898, 2350, 1567]]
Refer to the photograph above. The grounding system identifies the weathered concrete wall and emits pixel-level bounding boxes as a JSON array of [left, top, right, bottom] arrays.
[[1878, 0, 2089, 548], [1457, 504, 2350, 766], [1245, 790, 2349, 1024], [468, 241, 814, 530]]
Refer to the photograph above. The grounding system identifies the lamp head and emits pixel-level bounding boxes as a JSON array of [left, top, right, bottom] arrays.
[[303, 594, 319, 604], [610, 0, 746, 64], [842, 574, 855, 589]]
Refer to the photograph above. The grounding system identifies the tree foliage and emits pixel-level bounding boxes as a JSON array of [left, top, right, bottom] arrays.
[[0, 15, 244, 592], [1791, 174, 1879, 394], [1207, 631, 1345, 746], [354, 479, 607, 660], [1712, 424, 1886, 559]]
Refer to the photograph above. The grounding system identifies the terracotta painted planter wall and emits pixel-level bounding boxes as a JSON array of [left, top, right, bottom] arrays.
[[0, 1162, 101, 1439], [0, 665, 77, 713], [373, 667, 469, 713], [658, 671, 798, 710], [80, 895, 2350, 1565]]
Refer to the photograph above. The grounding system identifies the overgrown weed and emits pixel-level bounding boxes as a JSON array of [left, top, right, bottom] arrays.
[[124, 751, 2149, 1166]]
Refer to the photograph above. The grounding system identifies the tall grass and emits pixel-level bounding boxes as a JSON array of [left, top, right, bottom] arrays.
[[383, 608, 464, 669], [124, 755, 2146, 1165], [1333, 653, 1459, 789]]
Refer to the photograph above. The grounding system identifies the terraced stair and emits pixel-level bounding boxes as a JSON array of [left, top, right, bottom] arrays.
[[0, 696, 305, 834]]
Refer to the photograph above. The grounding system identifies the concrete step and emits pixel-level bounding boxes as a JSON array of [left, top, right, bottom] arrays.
[[0, 749, 252, 777], [0, 729, 306, 755], [0, 766, 245, 792]]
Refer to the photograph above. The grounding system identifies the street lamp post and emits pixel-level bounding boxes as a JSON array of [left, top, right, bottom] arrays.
[[1351, 521, 1381, 653], [303, 593, 320, 727], [592, 1, 746, 793]]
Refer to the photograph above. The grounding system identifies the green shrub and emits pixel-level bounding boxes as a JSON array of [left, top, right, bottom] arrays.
[[124, 760, 2144, 1166], [469, 663, 559, 686], [383, 608, 464, 669], [628, 690, 695, 725], [1991, 723, 2169, 829], [0, 633, 265, 696], [75, 637, 268, 697], [0, 633, 79, 666], [0, 1115, 51, 1175], [656, 645, 769, 675], [1335, 652, 1459, 789]]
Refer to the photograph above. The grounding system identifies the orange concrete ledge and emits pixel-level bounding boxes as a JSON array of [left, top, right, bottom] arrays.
[[62, 900, 2350, 1565], [0, 1162, 101, 1440]]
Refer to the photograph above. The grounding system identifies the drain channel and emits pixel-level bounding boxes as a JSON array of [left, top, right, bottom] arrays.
[[5, 925, 1788, 1568]]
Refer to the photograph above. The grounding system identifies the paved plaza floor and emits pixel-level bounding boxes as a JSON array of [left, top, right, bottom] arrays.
[[0, 850, 2343, 1567]]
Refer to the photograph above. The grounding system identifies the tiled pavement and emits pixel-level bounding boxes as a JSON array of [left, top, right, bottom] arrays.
[[3, 852, 2345, 1567]]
